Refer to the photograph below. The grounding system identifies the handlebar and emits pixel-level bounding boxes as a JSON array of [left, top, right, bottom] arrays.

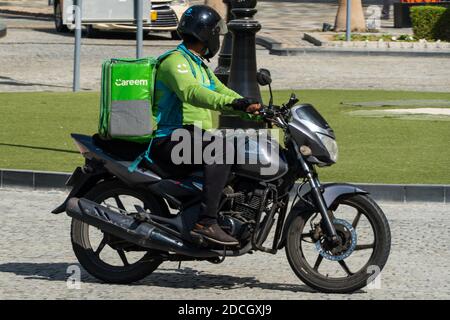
[[258, 103, 289, 128], [258, 93, 298, 117], [248, 92, 298, 128]]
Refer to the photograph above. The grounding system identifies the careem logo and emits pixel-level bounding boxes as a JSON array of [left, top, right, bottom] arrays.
[[115, 79, 148, 86]]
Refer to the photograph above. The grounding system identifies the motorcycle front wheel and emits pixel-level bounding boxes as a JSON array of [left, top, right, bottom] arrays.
[[71, 179, 169, 284], [285, 194, 391, 293]]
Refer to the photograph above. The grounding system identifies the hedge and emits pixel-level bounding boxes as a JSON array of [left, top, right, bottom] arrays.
[[410, 6, 450, 41]]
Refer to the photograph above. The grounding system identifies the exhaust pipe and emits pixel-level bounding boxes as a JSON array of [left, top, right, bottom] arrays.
[[66, 197, 218, 258]]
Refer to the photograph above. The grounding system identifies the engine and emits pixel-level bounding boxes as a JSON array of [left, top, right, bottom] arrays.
[[232, 189, 265, 222], [218, 179, 277, 242]]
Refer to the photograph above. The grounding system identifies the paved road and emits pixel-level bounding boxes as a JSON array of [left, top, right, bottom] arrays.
[[1, 20, 450, 93], [0, 187, 448, 299], [1, 0, 450, 93], [0, 0, 399, 47]]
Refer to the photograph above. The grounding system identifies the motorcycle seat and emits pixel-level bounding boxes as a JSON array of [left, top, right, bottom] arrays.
[[92, 134, 172, 179]]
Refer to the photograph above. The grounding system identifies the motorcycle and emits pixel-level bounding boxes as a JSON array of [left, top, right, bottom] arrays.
[[52, 69, 391, 293]]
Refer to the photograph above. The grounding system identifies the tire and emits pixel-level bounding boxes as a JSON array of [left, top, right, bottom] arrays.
[[54, 1, 69, 33], [285, 194, 391, 293], [71, 179, 169, 284], [84, 25, 99, 38]]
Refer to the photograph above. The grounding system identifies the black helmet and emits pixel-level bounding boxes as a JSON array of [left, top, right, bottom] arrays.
[[177, 5, 227, 59]]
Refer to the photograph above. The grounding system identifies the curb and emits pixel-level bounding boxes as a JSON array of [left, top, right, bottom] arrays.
[[257, 35, 450, 57], [304, 183, 449, 204], [351, 183, 449, 203], [0, 169, 70, 191], [1, 169, 448, 203], [0, 8, 52, 19]]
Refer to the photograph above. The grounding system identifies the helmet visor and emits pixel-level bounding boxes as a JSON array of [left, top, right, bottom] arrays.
[[215, 19, 228, 35]]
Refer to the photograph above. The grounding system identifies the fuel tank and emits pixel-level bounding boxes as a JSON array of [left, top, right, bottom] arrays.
[[225, 130, 288, 182]]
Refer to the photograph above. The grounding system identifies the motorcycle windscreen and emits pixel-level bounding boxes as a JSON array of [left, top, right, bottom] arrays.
[[295, 104, 331, 130]]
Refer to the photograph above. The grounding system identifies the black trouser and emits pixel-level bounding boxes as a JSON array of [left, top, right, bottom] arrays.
[[151, 125, 233, 219]]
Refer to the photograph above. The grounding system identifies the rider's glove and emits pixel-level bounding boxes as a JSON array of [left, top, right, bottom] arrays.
[[229, 98, 259, 112]]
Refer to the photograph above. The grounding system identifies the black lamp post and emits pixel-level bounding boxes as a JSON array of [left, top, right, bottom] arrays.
[[218, 0, 265, 129], [228, 0, 261, 102], [214, 0, 233, 85]]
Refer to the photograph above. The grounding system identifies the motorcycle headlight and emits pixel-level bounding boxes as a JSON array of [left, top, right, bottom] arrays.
[[317, 133, 338, 163]]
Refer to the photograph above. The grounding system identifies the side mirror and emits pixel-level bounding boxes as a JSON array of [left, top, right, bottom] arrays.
[[257, 68, 272, 86]]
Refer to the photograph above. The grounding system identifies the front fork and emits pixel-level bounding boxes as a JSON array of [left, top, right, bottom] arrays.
[[297, 152, 339, 244]]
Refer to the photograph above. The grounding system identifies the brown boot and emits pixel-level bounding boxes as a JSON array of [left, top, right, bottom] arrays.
[[191, 219, 239, 246]]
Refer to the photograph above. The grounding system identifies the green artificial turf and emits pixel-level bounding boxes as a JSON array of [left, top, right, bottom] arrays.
[[0, 90, 449, 184]]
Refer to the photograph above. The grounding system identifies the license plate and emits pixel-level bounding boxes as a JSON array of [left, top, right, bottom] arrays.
[[151, 11, 158, 21]]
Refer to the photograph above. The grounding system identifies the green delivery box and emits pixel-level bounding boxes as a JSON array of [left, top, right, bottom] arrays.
[[99, 57, 157, 143]]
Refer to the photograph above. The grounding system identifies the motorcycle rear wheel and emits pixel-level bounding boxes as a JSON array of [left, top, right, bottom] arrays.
[[71, 179, 169, 284], [285, 194, 391, 293]]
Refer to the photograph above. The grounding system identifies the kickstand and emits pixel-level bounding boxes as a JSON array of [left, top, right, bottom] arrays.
[[178, 261, 182, 270]]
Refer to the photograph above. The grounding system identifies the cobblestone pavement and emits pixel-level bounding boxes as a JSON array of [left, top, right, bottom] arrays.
[[1, 18, 450, 93], [0, 188, 449, 299], [0, 0, 399, 48], [2, 1, 450, 92], [256, 1, 402, 48]]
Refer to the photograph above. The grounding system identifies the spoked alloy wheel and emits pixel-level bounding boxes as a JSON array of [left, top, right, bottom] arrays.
[[286, 194, 391, 293], [71, 179, 168, 284]]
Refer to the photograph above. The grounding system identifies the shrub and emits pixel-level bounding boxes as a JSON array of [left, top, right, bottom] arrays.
[[410, 6, 450, 41]]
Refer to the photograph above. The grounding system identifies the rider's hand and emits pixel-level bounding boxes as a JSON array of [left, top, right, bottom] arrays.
[[246, 103, 261, 115], [229, 98, 260, 113]]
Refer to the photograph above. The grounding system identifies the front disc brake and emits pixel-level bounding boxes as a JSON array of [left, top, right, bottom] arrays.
[[314, 219, 357, 261]]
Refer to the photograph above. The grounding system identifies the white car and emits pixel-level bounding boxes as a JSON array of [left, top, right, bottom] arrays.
[[53, 0, 190, 39]]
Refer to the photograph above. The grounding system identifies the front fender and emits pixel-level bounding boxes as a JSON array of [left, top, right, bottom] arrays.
[[320, 183, 368, 208], [277, 183, 368, 249]]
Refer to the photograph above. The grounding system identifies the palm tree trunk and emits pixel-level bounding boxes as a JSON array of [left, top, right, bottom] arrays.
[[335, 0, 366, 32]]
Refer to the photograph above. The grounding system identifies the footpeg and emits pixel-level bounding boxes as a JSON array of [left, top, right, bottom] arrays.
[[133, 205, 148, 222], [189, 232, 207, 247]]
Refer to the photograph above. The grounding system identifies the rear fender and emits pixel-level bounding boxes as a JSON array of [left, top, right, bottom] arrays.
[[51, 166, 108, 214], [277, 183, 368, 249]]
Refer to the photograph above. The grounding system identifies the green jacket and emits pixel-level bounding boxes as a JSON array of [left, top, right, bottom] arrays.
[[154, 43, 247, 137]]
